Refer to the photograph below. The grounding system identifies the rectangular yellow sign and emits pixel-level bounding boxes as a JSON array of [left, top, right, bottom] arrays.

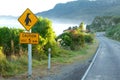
[[20, 33, 39, 44]]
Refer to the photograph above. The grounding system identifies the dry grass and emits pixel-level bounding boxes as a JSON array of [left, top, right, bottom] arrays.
[[4, 39, 99, 80]]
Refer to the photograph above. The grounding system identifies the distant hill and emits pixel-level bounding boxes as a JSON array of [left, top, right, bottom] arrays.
[[87, 16, 120, 31], [88, 15, 120, 41], [36, 0, 120, 24], [0, 15, 17, 20]]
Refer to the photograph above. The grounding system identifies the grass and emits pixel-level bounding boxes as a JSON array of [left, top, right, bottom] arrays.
[[28, 38, 99, 79], [52, 39, 99, 64], [0, 39, 99, 79]]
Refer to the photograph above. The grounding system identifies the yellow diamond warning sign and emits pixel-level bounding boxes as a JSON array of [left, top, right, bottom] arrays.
[[18, 8, 38, 31], [20, 33, 39, 44]]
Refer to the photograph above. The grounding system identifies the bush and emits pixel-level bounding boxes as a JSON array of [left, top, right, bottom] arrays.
[[84, 34, 94, 43], [0, 57, 16, 77], [106, 24, 120, 41], [0, 49, 22, 77], [32, 44, 47, 61], [0, 51, 23, 77], [0, 47, 5, 61], [33, 50, 47, 61], [57, 31, 86, 50], [70, 33, 85, 50], [16, 55, 28, 66]]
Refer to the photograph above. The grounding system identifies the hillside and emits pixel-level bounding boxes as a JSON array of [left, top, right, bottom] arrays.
[[0, 15, 17, 20], [88, 16, 120, 31], [87, 15, 120, 41], [106, 23, 120, 41], [36, 0, 120, 24]]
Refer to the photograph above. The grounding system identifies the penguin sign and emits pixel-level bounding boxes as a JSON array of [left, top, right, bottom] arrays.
[[18, 8, 38, 31]]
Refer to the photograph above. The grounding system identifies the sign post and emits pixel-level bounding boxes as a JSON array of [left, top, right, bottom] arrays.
[[18, 8, 38, 78], [48, 48, 51, 70], [28, 30, 32, 78], [47, 48, 51, 80]]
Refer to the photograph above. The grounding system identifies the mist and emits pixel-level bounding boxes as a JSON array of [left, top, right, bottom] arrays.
[[52, 21, 78, 35], [0, 17, 78, 36]]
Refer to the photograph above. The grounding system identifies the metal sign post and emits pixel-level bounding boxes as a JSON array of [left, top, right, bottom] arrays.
[[28, 30, 32, 78], [48, 48, 51, 70], [47, 48, 51, 80]]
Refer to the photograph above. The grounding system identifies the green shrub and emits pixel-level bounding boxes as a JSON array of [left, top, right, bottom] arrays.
[[56, 32, 72, 47], [0, 47, 5, 61], [33, 50, 47, 61], [50, 46, 64, 57], [70, 33, 85, 50], [106, 23, 120, 41], [32, 44, 47, 61], [17, 55, 28, 66], [0, 53, 25, 77], [84, 34, 94, 43], [0, 58, 17, 77]]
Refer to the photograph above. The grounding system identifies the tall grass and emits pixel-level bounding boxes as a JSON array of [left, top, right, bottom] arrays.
[[0, 49, 42, 77], [57, 38, 97, 64], [0, 39, 98, 78]]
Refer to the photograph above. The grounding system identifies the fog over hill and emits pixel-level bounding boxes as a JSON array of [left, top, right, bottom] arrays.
[[0, 15, 17, 20], [36, 0, 120, 24]]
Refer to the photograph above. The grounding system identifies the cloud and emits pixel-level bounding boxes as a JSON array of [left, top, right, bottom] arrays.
[[89, 0, 96, 1], [0, 0, 74, 16]]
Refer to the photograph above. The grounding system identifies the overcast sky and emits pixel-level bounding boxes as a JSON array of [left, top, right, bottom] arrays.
[[0, 0, 75, 16]]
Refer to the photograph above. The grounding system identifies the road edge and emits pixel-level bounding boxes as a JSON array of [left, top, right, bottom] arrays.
[[81, 42, 101, 80]]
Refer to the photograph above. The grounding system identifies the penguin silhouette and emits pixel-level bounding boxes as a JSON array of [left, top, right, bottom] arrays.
[[25, 13, 31, 26]]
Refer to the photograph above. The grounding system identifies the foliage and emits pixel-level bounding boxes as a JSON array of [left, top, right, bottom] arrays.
[[0, 51, 20, 77], [32, 44, 47, 61], [0, 18, 95, 77], [106, 23, 120, 41], [0, 47, 5, 60], [70, 31, 85, 50], [57, 22, 94, 50], [89, 16, 120, 41], [84, 34, 94, 43], [57, 32, 72, 47], [32, 17, 57, 59], [0, 27, 11, 56], [89, 16, 120, 32], [0, 27, 25, 56]]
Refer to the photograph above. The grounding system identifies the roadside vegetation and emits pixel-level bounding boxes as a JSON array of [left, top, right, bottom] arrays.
[[88, 16, 120, 41], [0, 17, 95, 77], [106, 23, 120, 41]]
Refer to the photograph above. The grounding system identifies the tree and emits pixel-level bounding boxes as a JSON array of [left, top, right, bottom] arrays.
[[0, 27, 24, 56], [32, 17, 57, 56], [0, 27, 11, 56]]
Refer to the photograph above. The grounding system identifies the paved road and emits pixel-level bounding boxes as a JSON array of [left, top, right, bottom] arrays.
[[84, 33, 120, 80]]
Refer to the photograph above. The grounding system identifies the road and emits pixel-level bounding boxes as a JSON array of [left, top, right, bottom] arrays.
[[83, 33, 120, 80]]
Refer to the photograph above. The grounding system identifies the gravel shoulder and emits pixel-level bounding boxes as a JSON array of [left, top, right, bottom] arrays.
[[42, 60, 90, 80]]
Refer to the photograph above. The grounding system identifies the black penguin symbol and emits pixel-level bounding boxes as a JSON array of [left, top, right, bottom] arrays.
[[25, 13, 31, 26]]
